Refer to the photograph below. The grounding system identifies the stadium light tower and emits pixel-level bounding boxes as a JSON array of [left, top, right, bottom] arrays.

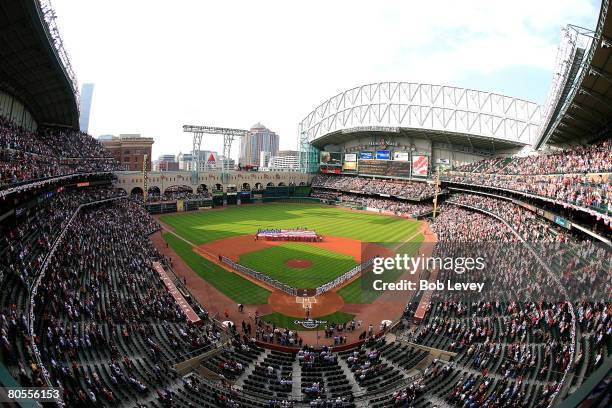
[[182, 125, 249, 183]]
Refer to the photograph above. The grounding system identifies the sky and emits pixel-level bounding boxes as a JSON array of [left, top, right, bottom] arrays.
[[52, 0, 600, 159]]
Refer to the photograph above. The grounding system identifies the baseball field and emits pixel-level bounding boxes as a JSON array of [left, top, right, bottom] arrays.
[[159, 202, 424, 327]]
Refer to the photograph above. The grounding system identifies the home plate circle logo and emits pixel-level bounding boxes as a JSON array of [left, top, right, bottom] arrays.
[[293, 319, 328, 329]]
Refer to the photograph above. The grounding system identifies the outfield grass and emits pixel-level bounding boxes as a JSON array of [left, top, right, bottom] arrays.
[[160, 203, 420, 245], [260, 311, 355, 331], [239, 243, 357, 288], [163, 233, 271, 304]]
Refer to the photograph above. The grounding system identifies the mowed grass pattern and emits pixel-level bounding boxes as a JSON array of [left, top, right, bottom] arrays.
[[239, 243, 357, 288], [160, 203, 420, 245]]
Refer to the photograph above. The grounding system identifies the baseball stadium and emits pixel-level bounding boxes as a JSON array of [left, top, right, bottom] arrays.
[[0, 1, 611, 407]]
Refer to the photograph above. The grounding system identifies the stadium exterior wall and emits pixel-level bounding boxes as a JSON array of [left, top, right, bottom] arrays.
[[114, 170, 313, 195]]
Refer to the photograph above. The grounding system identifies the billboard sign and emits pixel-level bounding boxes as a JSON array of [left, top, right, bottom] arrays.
[[342, 161, 357, 171], [376, 150, 390, 160], [412, 155, 429, 176], [359, 151, 374, 160], [320, 152, 342, 166], [393, 152, 409, 161], [357, 160, 410, 177], [344, 153, 357, 162]]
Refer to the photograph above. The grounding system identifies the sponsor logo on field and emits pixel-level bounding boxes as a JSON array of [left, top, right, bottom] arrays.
[[293, 319, 328, 329]]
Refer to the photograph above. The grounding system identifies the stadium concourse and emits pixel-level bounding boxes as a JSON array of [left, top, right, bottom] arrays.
[[1, 1, 611, 407]]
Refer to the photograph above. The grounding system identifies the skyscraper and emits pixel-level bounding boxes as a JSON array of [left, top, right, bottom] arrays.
[[79, 83, 94, 133], [239, 122, 279, 167]]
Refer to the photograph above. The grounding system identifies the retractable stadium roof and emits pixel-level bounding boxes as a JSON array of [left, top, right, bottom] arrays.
[[536, 1, 612, 149]]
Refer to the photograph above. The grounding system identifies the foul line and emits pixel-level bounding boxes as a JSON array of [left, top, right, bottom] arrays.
[[160, 225, 198, 247]]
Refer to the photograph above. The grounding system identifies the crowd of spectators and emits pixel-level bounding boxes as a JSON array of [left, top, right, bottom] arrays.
[[445, 172, 611, 214], [29, 199, 220, 405], [38, 127, 114, 159], [312, 174, 435, 199], [446, 193, 577, 243], [0, 186, 124, 286], [345, 342, 387, 384], [144, 190, 212, 203], [441, 194, 609, 299], [323, 193, 432, 217], [430, 205, 516, 242], [310, 189, 343, 201], [447, 139, 612, 214], [403, 197, 610, 407], [0, 115, 119, 190], [0, 123, 608, 406], [456, 139, 612, 175]]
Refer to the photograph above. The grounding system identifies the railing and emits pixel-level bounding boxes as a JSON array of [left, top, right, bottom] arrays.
[[0, 171, 114, 198], [441, 173, 612, 218], [220, 257, 297, 296], [315, 258, 375, 295]]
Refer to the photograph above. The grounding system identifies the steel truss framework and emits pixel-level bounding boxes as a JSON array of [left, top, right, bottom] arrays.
[[536, 0, 610, 148], [298, 82, 542, 173], [38, 0, 80, 106], [299, 82, 541, 142], [182, 125, 249, 183]]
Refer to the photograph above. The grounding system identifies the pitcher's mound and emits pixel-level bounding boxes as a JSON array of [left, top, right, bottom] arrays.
[[286, 259, 313, 268]]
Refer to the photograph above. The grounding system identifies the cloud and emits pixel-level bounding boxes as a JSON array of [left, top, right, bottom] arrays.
[[51, 0, 599, 158]]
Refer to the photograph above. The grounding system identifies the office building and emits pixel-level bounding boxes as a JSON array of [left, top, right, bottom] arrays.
[[101, 134, 154, 171], [239, 122, 279, 167], [268, 150, 299, 170]]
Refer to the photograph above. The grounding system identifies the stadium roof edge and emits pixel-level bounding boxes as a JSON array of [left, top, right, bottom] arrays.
[[535, 0, 611, 149], [0, 0, 79, 128]]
